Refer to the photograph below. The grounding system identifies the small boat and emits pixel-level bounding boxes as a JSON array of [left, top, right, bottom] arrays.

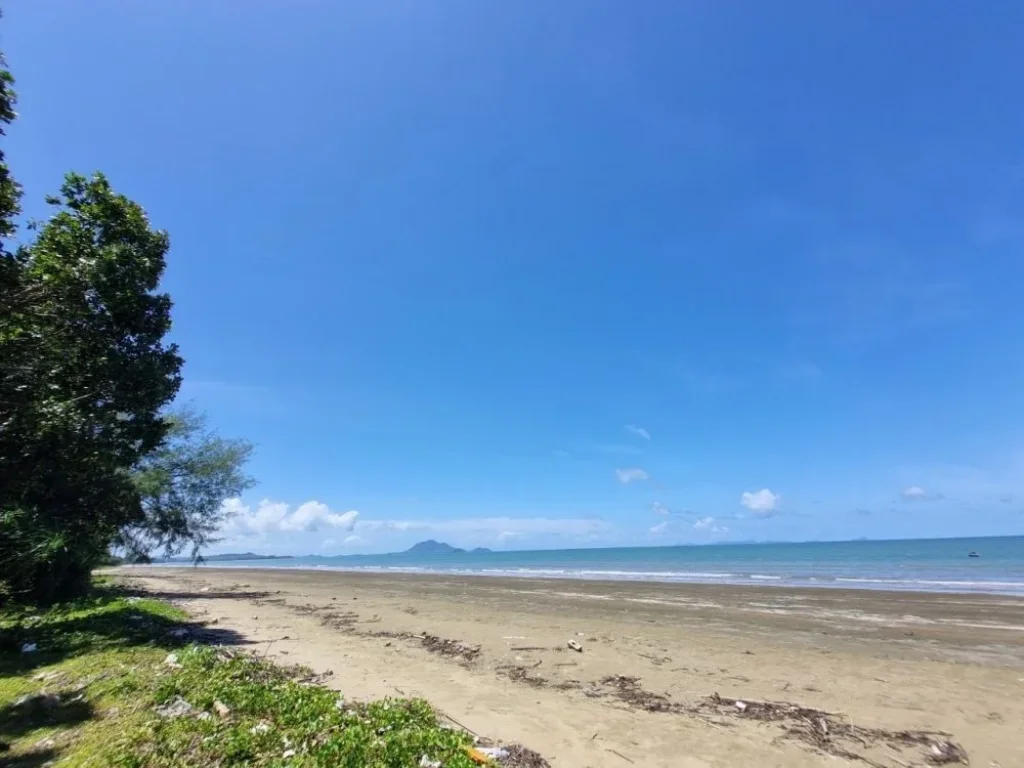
[[968, 551, 980, 558]]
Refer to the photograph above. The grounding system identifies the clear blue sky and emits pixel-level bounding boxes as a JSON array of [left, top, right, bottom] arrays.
[[6, 1, 1024, 554]]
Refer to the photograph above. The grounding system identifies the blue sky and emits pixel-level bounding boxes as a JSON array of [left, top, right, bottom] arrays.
[[6, 1, 1024, 554]]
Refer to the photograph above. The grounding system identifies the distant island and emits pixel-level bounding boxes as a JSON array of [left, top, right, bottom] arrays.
[[404, 540, 492, 555], [161, 552, 294, 563]]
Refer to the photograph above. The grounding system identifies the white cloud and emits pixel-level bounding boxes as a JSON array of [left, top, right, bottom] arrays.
[[344, 535, 364, 545], [651, 501, 671, 516], [900, 486, 942, 502], [221, 498, 359, 536], [740, 489, 780, 516], [616, 468, 649, 484], [649, 521, 670, 535], [694, 516, 729, 534], [626, 425, 651, 440]]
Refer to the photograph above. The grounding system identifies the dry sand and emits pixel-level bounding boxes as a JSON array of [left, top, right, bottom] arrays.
[[115, 567, 1024, 767]]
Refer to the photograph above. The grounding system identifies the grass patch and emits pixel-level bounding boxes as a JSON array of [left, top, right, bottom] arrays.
[[0, 589, 484, 767]]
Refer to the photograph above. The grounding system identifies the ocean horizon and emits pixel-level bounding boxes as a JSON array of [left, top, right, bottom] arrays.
[[185, 535, 1024, 597]]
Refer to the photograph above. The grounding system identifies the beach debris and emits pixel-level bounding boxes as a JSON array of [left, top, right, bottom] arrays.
[[497, 664, 549, 688], [606, 748, 635, 764], [371, 630, 482, 662], [476, 746, 509, 760], [700, 693, 968, 765], [154, 696, 194, 718], [929, 741, 969, 764], [163, 652, 182, 668], [567, 640, 583, 653], [20, 642, 37, 653], [419, 757, 442, 768], [466, 746, 493, 764], [213, 699, 231, 718], [250, 722, 272, 734], [590, 675, 674, 712], [494, 745, 551, 768]]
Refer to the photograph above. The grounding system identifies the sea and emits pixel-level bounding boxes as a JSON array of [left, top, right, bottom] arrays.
[[197, 536, 1024, 596]]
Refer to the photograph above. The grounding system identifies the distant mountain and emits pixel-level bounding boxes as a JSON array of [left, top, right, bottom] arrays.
[[404, 540, 467, 555], [469, 547, 492, 554]]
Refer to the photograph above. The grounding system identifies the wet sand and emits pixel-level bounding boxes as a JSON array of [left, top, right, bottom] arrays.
[[115, 567, 1024, 767]]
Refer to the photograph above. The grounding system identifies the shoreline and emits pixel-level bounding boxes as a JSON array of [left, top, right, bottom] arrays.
[[112, 565, 1024, 766], [146, 560, 1024, 597]]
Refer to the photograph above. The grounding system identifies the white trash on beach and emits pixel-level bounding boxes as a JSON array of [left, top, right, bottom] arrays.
[[567, 640, 583, 653], [476, 746, 509, 759]]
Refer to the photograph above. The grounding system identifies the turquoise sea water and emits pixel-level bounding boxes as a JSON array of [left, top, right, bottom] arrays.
[[199, 536, 1024, 596]]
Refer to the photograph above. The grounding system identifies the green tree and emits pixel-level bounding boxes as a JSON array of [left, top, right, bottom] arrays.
[[1, 173, 184, 602], [1, 42, 254, 603], [119, 407, 256, 562]]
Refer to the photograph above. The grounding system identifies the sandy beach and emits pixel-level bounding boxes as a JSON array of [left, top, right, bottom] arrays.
[[114, 567, 1024, 767]]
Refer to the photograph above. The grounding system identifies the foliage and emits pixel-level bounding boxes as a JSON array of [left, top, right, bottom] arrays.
[[0, 31, 21, 251], [1, 591, 482, 768], [0, 47, 256, 604], [120, 406, 255, 562], [0, 170, 184, 603]]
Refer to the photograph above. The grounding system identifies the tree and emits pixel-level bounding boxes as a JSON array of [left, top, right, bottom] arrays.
[[0, 172, 185, 602], [0, 42, 252, 604], [119, 407, 255, 562]]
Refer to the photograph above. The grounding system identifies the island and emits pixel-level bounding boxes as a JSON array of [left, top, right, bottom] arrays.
[[159, 552, 294, 563], [404, 540, 492, 555]]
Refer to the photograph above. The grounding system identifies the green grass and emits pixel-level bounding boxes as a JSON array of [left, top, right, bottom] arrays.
[[1, 589, 481, 767]]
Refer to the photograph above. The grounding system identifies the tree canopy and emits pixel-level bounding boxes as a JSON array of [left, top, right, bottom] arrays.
[[0, 43, 253, 603]]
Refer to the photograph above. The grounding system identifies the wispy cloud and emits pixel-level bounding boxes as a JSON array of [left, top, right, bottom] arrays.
[[649, 521, 670, 536], [222, 499, 359, 536], [740, 489, 780, 517], [694, 516, 729, 534], [625, 425, 651, 440], [651, 501, 671, 516], [900, 486, 943, 502], [615, 468, 650, 484]]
